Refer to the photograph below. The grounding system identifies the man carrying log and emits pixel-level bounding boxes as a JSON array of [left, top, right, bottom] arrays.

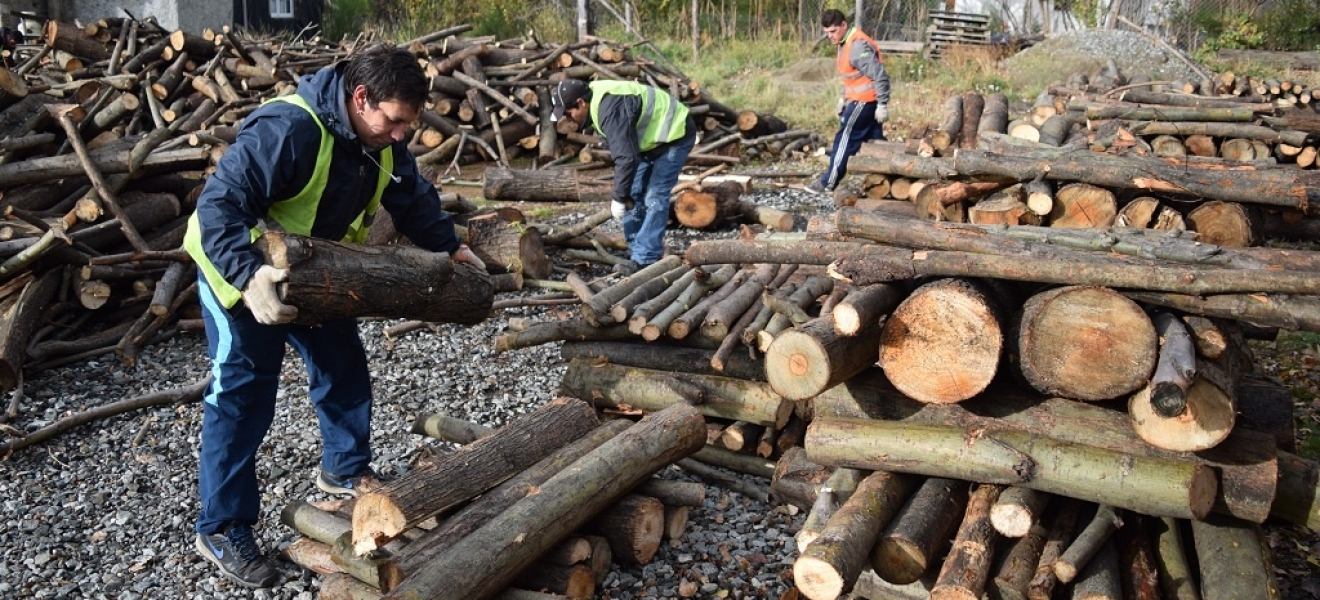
[[182, 44, 485, 589], [551, 78, 696, 275], [805, 9, 890, 195]]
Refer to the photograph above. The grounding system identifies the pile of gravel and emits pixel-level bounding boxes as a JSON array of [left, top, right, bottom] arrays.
[[1003, 28, 1206, 92], [0, 186, 832, 599]]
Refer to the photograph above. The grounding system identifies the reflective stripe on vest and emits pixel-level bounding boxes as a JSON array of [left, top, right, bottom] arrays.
[[183, 93, 393, 308], [588, 80, 689, 152], [837, 27, 882, 103]]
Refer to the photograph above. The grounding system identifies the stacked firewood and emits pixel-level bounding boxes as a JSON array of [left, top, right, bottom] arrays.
[[488, 204, 1320, 598], [278, 397, 707, 599], [849, 63, 1320, 246]]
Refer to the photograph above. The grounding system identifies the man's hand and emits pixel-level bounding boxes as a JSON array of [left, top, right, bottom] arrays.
[[836, 98, 846, 118], [451, 244, 486, 271], [242, 265, 297, 325], [875, 104, 889, 124], [611, 198, 632, 220]]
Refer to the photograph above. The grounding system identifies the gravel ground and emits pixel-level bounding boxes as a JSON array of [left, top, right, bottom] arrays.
[[0, 184, 830, 600], [1002, 29, 1206, 94]]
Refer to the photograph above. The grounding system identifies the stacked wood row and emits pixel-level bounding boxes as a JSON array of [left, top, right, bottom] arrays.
[[279, 397, 708, 599], [846, 67, 1320, 244]]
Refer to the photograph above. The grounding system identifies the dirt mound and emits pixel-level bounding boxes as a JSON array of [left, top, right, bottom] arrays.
[[774, 57, 837, 96], [1003, 29, 1205, 92]]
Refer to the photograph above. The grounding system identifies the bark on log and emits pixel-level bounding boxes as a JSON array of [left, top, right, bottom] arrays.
[[960, 93, 985, 150], [880, 278, 1006, 404], [1070, 541, 1121, 600], [771, 446, 834, 511], [1124, 290, 1320, 333], [979, 93, 1010, 135], [1273, 451, 1320, 532], [930, 96, 964, 152], [382, 403, 706, 600], [953, 147, 1320, 215], [814, 368, 1276, 523], [254, 232, 493, 326], [1190, 514, 1279, 599], [0, 270, 60, 391], [988, 503, 1051, 600], [832, 283, 904, 336], [685, 239, 872, 267], [352, 398, 599, 554], [0, 145, 212, 189], [930, 483, 1003, 600], [1130, 120, 1308, 146], [481, 168, 611, 202], [510, 563, 593, 600], [1129, 358, 1237, 452], [1015, 286, 1157, 401], [873, 477, 969, 585], [389, 420, 633, 591], [558, 358, 793, 428], [805, 418, 1218, 519], [1053, 505, 1123, 584], [794, 471, 917, 600], [765, 315, 883, 401], [560, 339, 765, 383], [1026, 499, 1082, 600], [580, 494, 665, 565], [46, 21, 110, 61], [1152, 517, 1200, 600]]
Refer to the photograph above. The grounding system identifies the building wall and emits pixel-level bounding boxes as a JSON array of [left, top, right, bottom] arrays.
[[38, 0, 230, 33]]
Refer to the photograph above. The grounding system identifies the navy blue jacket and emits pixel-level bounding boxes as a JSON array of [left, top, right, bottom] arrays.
[[192, 63, 459, 292]]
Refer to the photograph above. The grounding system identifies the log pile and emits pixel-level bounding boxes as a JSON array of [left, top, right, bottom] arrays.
[[849, 65, 1320, 245], [489, 196, 1320, 598], [0, 13, 801, 423], [279, 397, 707, 599]]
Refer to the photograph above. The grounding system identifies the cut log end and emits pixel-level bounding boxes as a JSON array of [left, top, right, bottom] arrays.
[[793, 555, 846, 600], [1129, 376, 1236, 452], [350, 492, 408, 555]]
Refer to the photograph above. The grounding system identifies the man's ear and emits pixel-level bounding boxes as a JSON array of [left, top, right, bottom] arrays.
[[351, 85, 370, 113]]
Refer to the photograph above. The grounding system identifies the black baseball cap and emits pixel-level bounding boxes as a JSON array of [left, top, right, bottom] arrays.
[[551, 79, 590, 122]]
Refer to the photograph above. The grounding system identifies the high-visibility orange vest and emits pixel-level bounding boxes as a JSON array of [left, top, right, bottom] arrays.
[[837, 27, 883, 103]]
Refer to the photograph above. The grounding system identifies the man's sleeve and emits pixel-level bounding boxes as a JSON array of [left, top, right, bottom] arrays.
[[380, 146, 460, 254], [597, 94, 643, 204], [193, 106, 317, 291], [851, 40, 890, 105]]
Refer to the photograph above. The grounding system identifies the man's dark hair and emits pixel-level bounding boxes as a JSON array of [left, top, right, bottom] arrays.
[[343, 44, 429, 108], [820, 9, 847, 27]]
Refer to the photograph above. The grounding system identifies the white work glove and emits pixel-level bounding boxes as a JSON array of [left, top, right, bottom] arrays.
[[451, 244, 486, 271], [611, 199, 630, 221], [875, 104, 889, 124], [242, 265, 297, 325], [836, 98, 846, 118]]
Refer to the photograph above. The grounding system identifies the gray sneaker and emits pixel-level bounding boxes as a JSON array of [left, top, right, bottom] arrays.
[[803, 181, 830, 195], [195, 524, 280, 589], [316, 467, 384, 497]]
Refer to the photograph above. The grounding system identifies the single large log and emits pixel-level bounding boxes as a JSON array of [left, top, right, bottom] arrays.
[[481, 168, 611, 202], [46, 21, 110, 61], [1190, 515, 1280, 600], [880, 278, 1006, 404], [1129, 358, 1237, 452], [771, 446, 834, 511], [953, 147, 1320, 214], [873, 478, 969, 585], [0, 145, 212, 189], [814, 369, 1277, 523], [254, 232, 492, 326], [794, 471, 917, 600], [930, 483, 1003, 600], [1015, 286, 1157, 401], [580, 494, 665, 565], [1129, 120, 1309, 147], [930, 96, 964, 152], [806, 418, 1218, 519], [765, 315, 883, 401], [1186, 200, 1258, 247], [352, 398, 599, 554], [832, 283, 904, 336], [686, 239, 872, 267], [1274, 451, 1320, 532], [1049, 183, 1116, 228], [382, 403, 706, 600], [558, 358, 793, 428], [959, 93, 985, 150], [464, 213, 551, 279], [1124, 290, 1320, 333], [560, 340, 766, 383], [0, 270, 60, 391]]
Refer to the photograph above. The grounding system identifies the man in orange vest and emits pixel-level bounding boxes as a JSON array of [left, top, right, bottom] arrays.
[[806, 9, 890, 195]]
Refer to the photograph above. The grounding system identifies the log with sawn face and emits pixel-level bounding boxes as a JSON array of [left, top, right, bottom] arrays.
[[254, 231, 492, 326]]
